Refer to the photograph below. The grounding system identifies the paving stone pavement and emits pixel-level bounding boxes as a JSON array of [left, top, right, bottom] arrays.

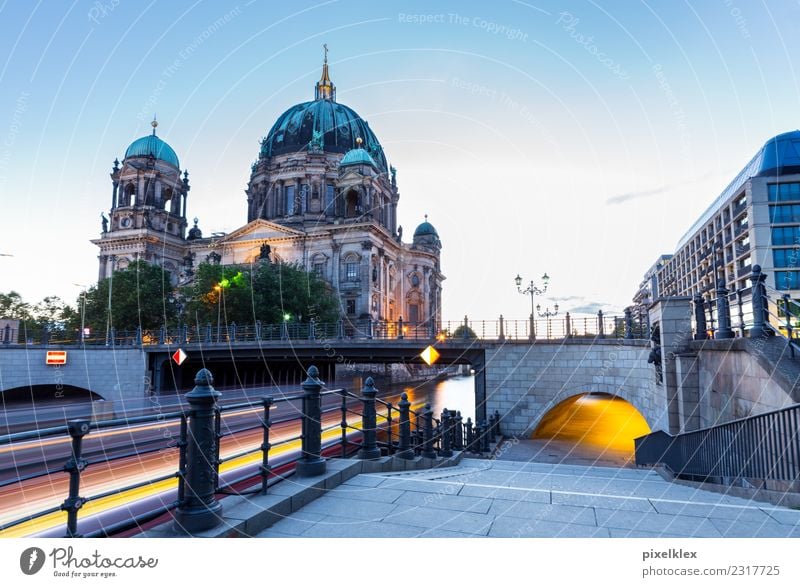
[[256, 458, 800, 538]]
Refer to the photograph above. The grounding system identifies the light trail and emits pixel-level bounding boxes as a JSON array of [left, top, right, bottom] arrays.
[[0, 403, 415, 538]]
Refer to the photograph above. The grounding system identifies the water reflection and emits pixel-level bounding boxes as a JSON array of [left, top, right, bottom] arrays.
[[373, 375, 475, 423], [532, 393, 650, 458]]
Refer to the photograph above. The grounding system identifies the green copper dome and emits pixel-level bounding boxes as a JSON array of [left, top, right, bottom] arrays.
[[414, 220, 438, 238], [124, 134, 180, 168], [340, 147, 376, 167], [260, 99, 387, 171]]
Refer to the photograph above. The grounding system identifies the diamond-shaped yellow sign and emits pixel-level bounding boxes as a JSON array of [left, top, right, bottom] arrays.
[[420, 345, 440, 366]]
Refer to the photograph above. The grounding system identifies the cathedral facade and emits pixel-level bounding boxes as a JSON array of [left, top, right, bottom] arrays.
[[92, 55, 444, 332]]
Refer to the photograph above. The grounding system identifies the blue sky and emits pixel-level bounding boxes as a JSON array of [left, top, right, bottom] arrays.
[[1, 0, 799, 321]]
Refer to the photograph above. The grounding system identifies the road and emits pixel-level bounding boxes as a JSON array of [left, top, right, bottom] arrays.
[[0, 376, 475, 537]]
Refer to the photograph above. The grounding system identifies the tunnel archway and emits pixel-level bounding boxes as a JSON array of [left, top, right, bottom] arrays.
[[531, 392, 651, 463], [1, 384, 104, 405]]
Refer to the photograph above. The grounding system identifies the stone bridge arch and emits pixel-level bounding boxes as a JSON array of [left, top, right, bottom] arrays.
[[525, 381, 658, 437], [484, 340, 670, 438]]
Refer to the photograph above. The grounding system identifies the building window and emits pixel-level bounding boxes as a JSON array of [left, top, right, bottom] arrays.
[[346, 299, 356, 315], [768, 183, 800, 202], [313, 262, 325, 277], [770, 204, 800, 223], [775, 271, 800, 290], [408, 304, 420, 324], [772, 226, 800, 246], [325, 185, 335, 214], [285, 185, 295, 215], [346, 262, 359, 281], [773, 249, 800, 268], [300, 184, 309, 212]]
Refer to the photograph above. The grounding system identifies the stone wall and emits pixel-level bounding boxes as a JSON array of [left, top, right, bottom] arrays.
[[0, 347, 147, 403], [691, 339, 796, 427], [483, 339, 668, 438]]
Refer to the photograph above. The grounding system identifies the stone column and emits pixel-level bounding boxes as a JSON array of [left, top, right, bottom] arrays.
[[154, 179, 162, 207], [112, 182, 118, 209], [649, 296, 693, 434]]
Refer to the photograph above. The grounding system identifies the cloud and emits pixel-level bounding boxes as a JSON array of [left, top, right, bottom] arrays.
[[569, 303, 606, 314], [606, 173, 712, 205]]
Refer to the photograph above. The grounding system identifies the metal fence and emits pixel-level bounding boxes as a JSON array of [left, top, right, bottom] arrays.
[[635, 404, 800, 484], [0, 311, 649, 348], [691, 266, 800, 358], [0, 366, 495, 538]]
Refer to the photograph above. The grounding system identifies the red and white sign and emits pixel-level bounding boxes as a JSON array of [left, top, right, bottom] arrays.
[[172, 348, 187, 366], [45, 350, 67, 365]]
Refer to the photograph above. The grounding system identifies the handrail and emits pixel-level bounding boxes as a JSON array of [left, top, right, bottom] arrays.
[[0, 367, 488, 537], [0, 314, 650, 348], [635, 403, 800, 483]]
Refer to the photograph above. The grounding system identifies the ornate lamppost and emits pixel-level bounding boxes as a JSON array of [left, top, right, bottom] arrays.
[[515, 272, 549, 340], [537, 302, 559, 340]]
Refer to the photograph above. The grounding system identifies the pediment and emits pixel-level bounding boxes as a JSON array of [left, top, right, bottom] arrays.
[[218, 219, 304, 244], [338, 170, 369, 184]]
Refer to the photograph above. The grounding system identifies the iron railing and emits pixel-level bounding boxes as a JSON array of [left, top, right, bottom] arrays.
[[0, 312, 650, 348], [635, 404, 800, 485], [0, 366, 491, 538]]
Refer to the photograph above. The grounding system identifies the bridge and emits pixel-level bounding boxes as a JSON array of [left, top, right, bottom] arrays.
[[1, 291, 798, 439]]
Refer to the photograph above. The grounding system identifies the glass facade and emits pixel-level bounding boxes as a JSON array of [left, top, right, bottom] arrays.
[[773, 248, 800, 268], [772, 226, 800, 245], [775, 271, 800, 290], [769, 204, 800, 223], [768, 182, 800, 202]]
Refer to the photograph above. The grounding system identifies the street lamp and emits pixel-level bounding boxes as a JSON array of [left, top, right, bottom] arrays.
[[515, 272, 550, 340], [214, 284, 223, 340], [73, 283, 88, 343], [536, 303, 559, 318]]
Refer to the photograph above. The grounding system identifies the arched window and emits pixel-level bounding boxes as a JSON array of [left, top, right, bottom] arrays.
[[124, 184, 136, 206], [343, 253, 360, 281], [285, 185, 296, 215], [345, 190, 360, 217], [325, 184, 335, 214], [311, 254, 327, 279], [163, 187, 173, 211]]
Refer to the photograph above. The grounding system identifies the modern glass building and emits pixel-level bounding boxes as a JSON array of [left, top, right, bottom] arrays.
[[635, 130, 800, 306]]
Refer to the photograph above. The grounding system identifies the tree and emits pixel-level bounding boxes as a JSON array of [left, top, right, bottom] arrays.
[[181, 261, 340, 326], [452, 324, 478, 340], [81, 261, 178, 332], [0, 291, 31, 320], [31, 296, 79, 334]]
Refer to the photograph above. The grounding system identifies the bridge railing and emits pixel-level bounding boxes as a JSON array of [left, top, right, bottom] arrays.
[[0, 366, 490, 538], [635, 403, 800, 487], [691, 266, 800, 359], [0, 312, 649, 348]]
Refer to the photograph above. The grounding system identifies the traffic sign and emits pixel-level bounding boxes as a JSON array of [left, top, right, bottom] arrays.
[[420, 345, 440, 366], [45, 351, 67, 365], [172, 348, 187, 366]]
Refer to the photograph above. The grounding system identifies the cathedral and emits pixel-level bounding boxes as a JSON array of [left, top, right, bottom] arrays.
[[92, 53, 444, 332]]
